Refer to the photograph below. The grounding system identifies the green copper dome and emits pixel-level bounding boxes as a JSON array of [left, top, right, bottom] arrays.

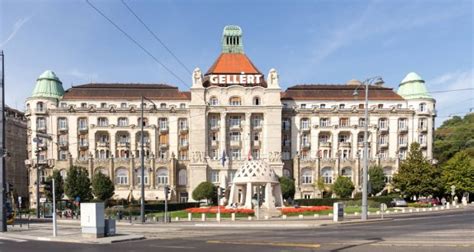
[[222, 25, 244, 54], [397, 72, 432, 99], [32, 70, 65, 99]]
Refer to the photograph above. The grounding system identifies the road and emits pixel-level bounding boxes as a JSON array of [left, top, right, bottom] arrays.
[[1, 207, 473, 252]]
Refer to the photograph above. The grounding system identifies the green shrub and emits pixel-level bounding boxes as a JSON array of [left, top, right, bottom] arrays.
[[333, 176, 355, 198]]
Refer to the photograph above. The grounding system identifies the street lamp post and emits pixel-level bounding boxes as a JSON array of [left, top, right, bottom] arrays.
[[33, 133, 52, 218], [140, 96, 156, 224], [353, 77, 384, 221]]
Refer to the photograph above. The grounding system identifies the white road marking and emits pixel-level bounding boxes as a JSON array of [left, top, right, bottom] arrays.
[[0, 236, 27, 242]]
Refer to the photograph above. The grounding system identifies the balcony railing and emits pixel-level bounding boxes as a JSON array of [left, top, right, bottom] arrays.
[[159, 143, 169, 149], [179, 126, 189, 134], [78, 125, 88, 132], [253, 140, 261, 148], [398, 126, 408, 132], [301, 142, 311, 149], [97, 142, 109, 147], [319, 142, 331, 148], [419, 125, 428, 132], [159, 126, 169, 134], [211, 140, 219, 148], [117, 142, 130, 148], [230, 140, 241, 147], [339, 142, 351, 148], [229, 124, 241, 131]]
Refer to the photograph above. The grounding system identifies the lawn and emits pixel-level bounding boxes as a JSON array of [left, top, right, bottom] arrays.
[[282, 206, 379, 216]]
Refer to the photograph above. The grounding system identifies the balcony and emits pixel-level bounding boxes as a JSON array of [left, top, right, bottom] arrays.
[[420, 142, 427, 148], [211, 140, 219, 148], [58, 126, 68, 132], [58, 141, 68, 149], [416, 109, 431, 115], [358, 142, 370, 148], [399, 142, 408, 148], [117, 142, 130, 148], [179, 126, 189, 134], [253, 124, 263, 131], [398, 126, 408, 132], [229, 124, 241, 131], [36, 125, 47, 132], [301, 142, 311, 150], [159, 126, 169, 134], [339, 142, 351, 148], [210, 124, 220, 131], [35, 108, 47, 114], [79, 141, 89, 149], [419, 125, 428, 132], [253, 140, 261, 148], [179, 142, 189, 150], [319, 142, 331, 148], [97, 142, 109, 148], [379, 125, 389, 132], [379, 142, 389, 148], [159, 143, 169, 149], [137, 141, 150, 148], [78, 125, 88, 132], [300, 126, 311, 132], [230, 140, 241, 147]]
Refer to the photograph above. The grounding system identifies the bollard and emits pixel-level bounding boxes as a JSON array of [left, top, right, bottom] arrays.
[[416, 208, 420, 212], [446, 203, 450, 209], [409, 209, 413, 213], [314, 214, 319, 218], [231, 213, 236, 221], [429, 208, 433, 211], [456, 205, 460, 209], [216, 213, 221, 222], [188, 213, 192, 221], [354, 212, 359, 216], [175, 217, 180, 221], [422, 208, 427, 212], [367, 212, 370, 216], [201, 213, 206, 222], [264, 216, 269, 220], [248, 216, 252, 221], [402, 209, 406, 213], [376, 211, 380, 215], [282, 215, 287, 219], [298, 214, 304, 219]]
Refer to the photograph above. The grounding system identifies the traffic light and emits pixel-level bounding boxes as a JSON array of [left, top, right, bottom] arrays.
[[43, 180, 52, 192], [218, 187, 226, 198], [164, 186, 170, 200]]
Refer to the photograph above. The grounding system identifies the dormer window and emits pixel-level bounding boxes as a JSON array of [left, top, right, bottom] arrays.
[[253, 97, 260, 106], [81, 103, 87, 108], [120, 103, 127, 108], [300, 104, 307, 109], [209, 96, 218, 106], [320, 104, 326, 109], [100, 103, 107, 108], [160, 103, 167, 109], [339, 104, 345, 109], [229, 96, 241, 106]]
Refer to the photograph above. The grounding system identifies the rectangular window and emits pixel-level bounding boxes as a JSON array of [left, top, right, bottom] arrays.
[[211, 170, 219, 183], [58, 118, 67, 129], [230, 116, 241, 127], [231, 149, 241, 160], [339, 118, 349, 127], [320, 118, 330, 127], [159, 118, 168, 129], [230, 132, 241, 141], [210, 116, 219, 128]]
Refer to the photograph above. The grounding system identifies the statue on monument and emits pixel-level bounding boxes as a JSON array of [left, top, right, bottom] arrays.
[[192, 67, 203, 88], [267, 68, 280, 88]]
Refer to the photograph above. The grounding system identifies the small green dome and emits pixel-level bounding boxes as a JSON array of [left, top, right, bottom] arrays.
[[397, 72, 432, 99], [32, 70, 65, 99], [222, 25, 244, 54]]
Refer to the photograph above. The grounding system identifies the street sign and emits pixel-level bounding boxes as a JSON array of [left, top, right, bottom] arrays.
[[40, 197, 47, 203]]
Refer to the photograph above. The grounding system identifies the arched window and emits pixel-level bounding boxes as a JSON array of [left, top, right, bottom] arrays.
[[283, 169, 291, 178], [138, 117, 148, 127], [115, 168, 128, 185], [156, 168, 168, 185], [341, 167, 352, 178], [178, 169, 187, 186], [36, 102, 44, 112], [136, 168, 149, 185], [229, 96, 241, 106], [209, 96, 218, 106], [95, 167, 108, 176], [383, 167, 393, 183], [419, 103, 426, 112], [253, 96, 261, 106], [322, 167, 333, 184], [180, 103, 186, 109], [301, 168, 312, 184]]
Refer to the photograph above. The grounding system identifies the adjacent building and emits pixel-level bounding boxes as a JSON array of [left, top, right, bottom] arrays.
[[5, 106, 28, 201], [24, 25, 435, 207]]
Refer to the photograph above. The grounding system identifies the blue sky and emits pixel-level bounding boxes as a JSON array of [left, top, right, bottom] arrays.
[[1, 0, 473, 126]]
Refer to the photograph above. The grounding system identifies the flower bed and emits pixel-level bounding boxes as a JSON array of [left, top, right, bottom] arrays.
[[281, 206, 332, 214], [185, 206, 254, 214]]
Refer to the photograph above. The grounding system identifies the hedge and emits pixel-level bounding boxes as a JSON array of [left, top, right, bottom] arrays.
[[295, 196, 393, 207]]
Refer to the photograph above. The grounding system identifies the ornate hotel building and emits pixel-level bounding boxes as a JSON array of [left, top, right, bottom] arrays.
[[25, 25, 435, 207]]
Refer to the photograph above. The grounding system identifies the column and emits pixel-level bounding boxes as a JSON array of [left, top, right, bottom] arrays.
[[243, 112, 251, 160], [264, 182, 273, 209], [220, 112, 227, 157], [110, 130, 116, 158], [244, 182, 253, 208], [129, 156, 135, 189]]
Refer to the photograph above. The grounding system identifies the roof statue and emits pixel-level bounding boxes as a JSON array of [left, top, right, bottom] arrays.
[[32, 70, 65, 99], [192, 67, 203, 88], [267, 68, 280, 89], [397, 72, 433, 100]]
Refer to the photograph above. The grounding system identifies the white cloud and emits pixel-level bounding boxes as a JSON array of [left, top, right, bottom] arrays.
[[0, 17, 31, 49], [429, 69, 474, 126]]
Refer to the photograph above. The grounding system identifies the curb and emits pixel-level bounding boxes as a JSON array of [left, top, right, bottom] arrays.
[[0, 233, 145, 244]]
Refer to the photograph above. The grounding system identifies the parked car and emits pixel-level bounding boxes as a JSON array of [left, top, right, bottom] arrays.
[[390, 198, 408, 207], [418, 198, 440, 206]]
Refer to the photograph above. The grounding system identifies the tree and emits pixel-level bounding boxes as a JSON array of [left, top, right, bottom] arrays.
[[45, 170, 64, 204], [64, 166, 93, 202], [393, 143, 441, 198], [192, 181, 216, 204], [434, 114, 474, 165], [368, 165, 386, 196], [442, 151, 474, 196], [279, 176, 295, 200], [333, 176, 355, 198], [92, 172, 115, 201]]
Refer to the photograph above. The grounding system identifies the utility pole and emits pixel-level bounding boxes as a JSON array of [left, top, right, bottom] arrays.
[[52, 178, 57, 237], [140, 96, 145, 224], [0, 51, 7, 232]]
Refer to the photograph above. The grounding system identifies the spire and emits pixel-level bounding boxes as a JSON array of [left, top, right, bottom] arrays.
[[222, 25, 244, 54]]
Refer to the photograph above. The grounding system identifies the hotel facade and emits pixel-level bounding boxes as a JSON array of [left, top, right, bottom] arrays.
[[25, 25, 436, 207]]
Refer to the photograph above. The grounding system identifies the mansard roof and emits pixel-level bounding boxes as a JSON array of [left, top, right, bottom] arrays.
[[282, 84, 404, 101], [62, 83, 190, 100]]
